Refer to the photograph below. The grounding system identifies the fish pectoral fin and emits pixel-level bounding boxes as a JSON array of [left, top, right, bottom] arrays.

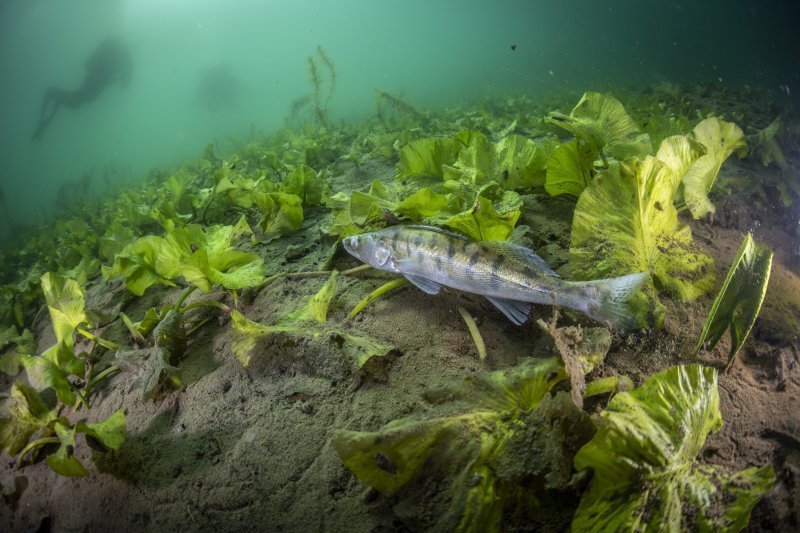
[[403, 274, 443, 295], [485, 296, 531, 325]]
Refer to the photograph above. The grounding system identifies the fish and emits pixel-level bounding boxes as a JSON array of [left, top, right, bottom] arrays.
[[342, 225, 648, 331]]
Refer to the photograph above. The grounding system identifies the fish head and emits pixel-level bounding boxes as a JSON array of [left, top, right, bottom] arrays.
[[342, 233, 396, 272]]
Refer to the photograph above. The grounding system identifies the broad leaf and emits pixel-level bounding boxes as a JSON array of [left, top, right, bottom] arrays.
[[445, 195, 520, 242], [570, 157, 715, 324], [40, 273, 88, 346], [695, 233, 772, 368], [573, 364, 774, 532], [546, 92, 653, 160], [102, 235, 176, 296], [682, 117, 747, 219], [278, 271, 338, 325], [77, 409, 126, 451], [252, 191, 304, 238], [545, 139, 599, 197], [47, 421, 88, 477], [0, 382, 56, 455], [334, 355, 603, 532], [397, 137, 462, 180], [444, 131, 553, 189], [284, 164, 326, 205]]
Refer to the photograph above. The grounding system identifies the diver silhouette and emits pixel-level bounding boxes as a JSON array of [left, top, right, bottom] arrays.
[[31, 37, 132, 140]]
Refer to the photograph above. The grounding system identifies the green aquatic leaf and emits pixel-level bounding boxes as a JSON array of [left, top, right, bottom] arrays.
[[544, 139, 599, 197], [443, 131, 554, 189], [102, 235, 176, 296], [397, 137, 462, 180], [570, 157, 715, 324], [696, 233, 772, 369], [0, 328, 35, 376], [0, 382, 56, 455], [98, 220, 136, 264], [747, 117, 788, 170], [546, 92, 652, 160], [252, 191, 304, 238], [445, 195, 520, 242], [334, 357, 596, 532], [76, 409, 126, 452], [47, 421, 88, 477], [230, 296, 394, 376], [682, 117, 747, 219], [283, 164, 326, 205], [40, 272, 88, 347], [572, 364, 774, 532], [278, 271, 338, 325], [22, 340, 83, 406], [395, 187, 450, 221]]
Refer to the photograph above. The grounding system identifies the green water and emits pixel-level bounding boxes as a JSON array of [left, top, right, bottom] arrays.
[[0, 0, 797, 231]]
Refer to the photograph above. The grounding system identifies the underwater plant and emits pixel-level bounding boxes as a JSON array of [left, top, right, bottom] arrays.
[[0, 273, 125, 477], [231, 271, 396, 381], [103, 216, 266, 295], [695, 233, 773, 370], [306, 46, 336, 130], [334, 329, 612, 532], [572, 365, 774, 531], [569, 156, 716, 325]]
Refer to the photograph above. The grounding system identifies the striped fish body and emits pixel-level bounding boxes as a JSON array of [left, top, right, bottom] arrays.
[[343, 225, 647, 330]]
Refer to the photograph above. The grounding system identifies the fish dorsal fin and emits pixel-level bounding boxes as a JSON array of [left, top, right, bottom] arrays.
[[403, 273, 443, 295], [479, 241, 560, 277], [405, 225, 470, 241], [485, 296, 532, 325]]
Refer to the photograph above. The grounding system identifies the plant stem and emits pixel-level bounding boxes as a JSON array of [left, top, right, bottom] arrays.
[[77, 327, 119, 351], [458, 306, 487, 360], [119, 311, 146, 344], [186, 318, 212, 337], [179, 300, 231, 315], [17, 437, 61, 466], [173, 286, 197, 312], [348, 278, 408, 319], [85, 365, 121, 395]]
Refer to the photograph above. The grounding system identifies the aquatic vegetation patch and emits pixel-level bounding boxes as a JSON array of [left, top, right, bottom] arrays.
[[680, 117, 748, 219], [333, 349, 611, 532], [0, 274, 124, 477], [695, 233, 773, 369], [569, 156, 715, 325], [572, 364, 774, 531], [231, 272, 396, 381], [546, 91, 653, 163], [103, 216, 265, 295]]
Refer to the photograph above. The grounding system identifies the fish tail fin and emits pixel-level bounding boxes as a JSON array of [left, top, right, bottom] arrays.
[[583, 272, 649, 331]]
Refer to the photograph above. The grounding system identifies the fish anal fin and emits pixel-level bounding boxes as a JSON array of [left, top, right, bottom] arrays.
[[485, 296, 531, 325]]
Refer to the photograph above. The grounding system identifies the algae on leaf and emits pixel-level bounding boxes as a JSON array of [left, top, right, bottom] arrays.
[[572, 364, 774, 532], [696, 233, 772, 370], [570, 157, 715, 324], [546, 92, 653, 161], [682, 117, 747, 219], [0, 382, 56, 455]]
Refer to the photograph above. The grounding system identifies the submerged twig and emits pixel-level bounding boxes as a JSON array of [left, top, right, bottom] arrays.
[[458, 306, 487, 360]]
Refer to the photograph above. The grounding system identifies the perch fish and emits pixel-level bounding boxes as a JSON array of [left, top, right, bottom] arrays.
[[343, 225, 647, 330]]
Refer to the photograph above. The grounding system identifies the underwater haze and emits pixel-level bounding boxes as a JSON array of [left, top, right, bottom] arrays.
[[0, 0, 798, 232], [3, 0, 800, 531]]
